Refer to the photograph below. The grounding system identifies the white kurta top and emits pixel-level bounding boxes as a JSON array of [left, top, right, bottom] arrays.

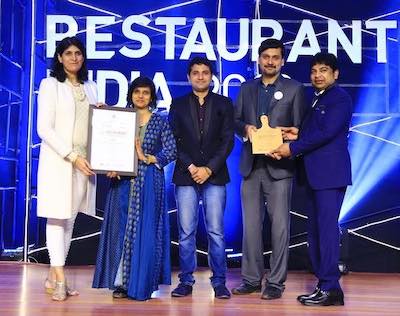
[[68, 80, 90, 158], [36, 77, 97, 219]]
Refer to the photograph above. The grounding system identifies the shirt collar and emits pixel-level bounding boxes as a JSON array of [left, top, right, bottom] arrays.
[[260, 75, 280, 88], [314, 89, 325, 97], [314, 83, 337, 97], [190, 91, 211, 101]]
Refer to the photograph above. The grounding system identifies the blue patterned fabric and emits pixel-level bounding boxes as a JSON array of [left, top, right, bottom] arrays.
[[93, 113, 176, 301], [92, 177, 130, 289]]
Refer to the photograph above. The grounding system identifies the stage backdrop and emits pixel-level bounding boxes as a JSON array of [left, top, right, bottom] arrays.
[[1, 0, 399, 271]]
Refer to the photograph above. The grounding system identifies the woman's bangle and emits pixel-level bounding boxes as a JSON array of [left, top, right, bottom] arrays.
[[142, 155, 149, 164], [143, 154, 156, 165], [66, 152, 78, 164]]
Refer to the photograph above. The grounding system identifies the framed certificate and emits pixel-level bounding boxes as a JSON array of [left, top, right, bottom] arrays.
[[87, 105, 138, 176]]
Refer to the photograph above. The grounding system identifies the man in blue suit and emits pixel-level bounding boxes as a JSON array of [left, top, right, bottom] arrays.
[[273, 52, 352, 306], [169, 57, 234, 299]]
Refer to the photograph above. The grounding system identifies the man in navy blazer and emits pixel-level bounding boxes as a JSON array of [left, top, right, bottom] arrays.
[[169, 57, 234, 299], [273, 52, 352, 306]]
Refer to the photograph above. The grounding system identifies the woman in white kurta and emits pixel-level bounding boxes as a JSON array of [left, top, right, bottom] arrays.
[[37, 36, 97, 301]]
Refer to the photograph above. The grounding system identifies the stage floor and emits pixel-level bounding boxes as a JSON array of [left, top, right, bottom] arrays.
[[0, 262, 399, 316]]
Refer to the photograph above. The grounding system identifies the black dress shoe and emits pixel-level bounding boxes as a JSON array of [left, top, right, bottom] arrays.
[[302, 289, 344, 306], [214, 284, 231, 299], [171, 283, 193, 297], [231, 283, 261, 295], [297, 286, 320, 303], [261, 285, 282, 300], [112, 287, 128, 298]]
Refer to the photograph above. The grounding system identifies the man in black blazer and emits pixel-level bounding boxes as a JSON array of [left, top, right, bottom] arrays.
[[169, 57, 234, 299], [232, 39, 307, 299]]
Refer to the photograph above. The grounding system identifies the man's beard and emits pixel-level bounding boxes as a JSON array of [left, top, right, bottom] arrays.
[[262, 67, 279, 77]]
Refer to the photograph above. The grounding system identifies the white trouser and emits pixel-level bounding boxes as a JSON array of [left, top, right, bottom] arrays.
[[46, 169, 88, 267]]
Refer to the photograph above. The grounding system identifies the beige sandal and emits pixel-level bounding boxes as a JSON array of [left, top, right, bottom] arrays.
[[45, 278, 79, 296], [45, 278, 56, 294], [52, 281, 67, 301], [66, 285, 79, 296]]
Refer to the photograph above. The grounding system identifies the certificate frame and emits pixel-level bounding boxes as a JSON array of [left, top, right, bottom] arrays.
[[87, 105, 138, 176]]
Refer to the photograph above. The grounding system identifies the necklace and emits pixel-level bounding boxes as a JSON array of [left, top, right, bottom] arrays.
[[138, 111, 152, 126], [67, 80, 86, 102], [72, 84, 86, 102]]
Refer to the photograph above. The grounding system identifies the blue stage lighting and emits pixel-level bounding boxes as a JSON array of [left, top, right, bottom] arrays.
[[341, 117, 400, 221]]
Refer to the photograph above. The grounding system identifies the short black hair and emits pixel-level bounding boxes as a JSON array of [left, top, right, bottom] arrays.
[[187, 56, 214, 75], [311, 52, 339, 72], [258, 38, 285, 58], [50, 36, 88, 83], [127, 76, 157, 109]]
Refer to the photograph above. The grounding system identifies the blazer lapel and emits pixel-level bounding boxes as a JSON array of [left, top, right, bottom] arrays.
[[58, 81, 75, 114], [189, 95, 201, 141], [203, 93, 213, 140], [83, 81, 97, 104], [248, 80, 259, 125], [57, 81, 76, 136], [268, 76, 283, 115]]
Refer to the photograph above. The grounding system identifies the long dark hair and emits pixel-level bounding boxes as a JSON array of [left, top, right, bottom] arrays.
[[50, 36, 88, 83], [126, 76, 157, 109]]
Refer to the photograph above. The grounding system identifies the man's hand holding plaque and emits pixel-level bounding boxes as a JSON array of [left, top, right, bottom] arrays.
[[252, 115, 283, 155], [270, 126, 299, 160]]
